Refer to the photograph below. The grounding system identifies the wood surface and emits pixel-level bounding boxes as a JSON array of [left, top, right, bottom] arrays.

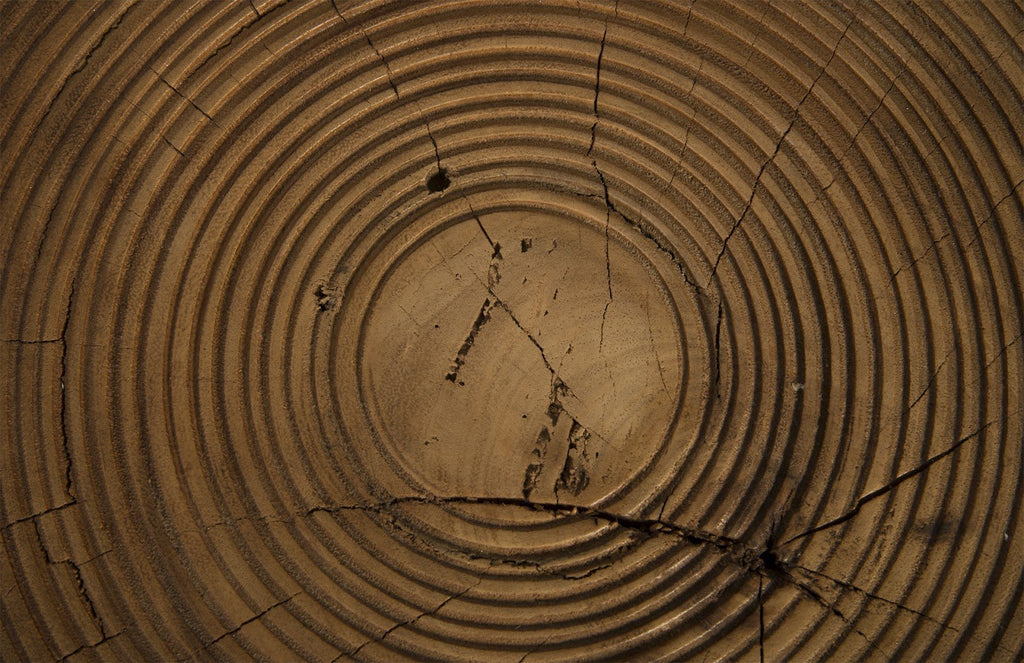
[[1, 0, 1022, 660]]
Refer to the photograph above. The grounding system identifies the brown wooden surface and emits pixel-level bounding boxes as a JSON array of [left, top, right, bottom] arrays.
[[1, 1, 1022, 660]]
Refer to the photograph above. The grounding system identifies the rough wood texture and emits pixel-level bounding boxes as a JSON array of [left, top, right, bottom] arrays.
[[1, 1, 1022, 661]]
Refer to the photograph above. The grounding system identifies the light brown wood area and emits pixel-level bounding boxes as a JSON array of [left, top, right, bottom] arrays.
[[1, 1, 1022, 661]]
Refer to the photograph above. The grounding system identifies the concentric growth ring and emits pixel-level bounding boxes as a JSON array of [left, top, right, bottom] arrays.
[[1, 1, 1021, 661]]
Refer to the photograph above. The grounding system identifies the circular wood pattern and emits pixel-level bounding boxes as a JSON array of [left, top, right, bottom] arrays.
[[1, 1, 1022, 661]]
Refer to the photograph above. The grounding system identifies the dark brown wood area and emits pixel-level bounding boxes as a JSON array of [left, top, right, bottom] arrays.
[[1, 1, 1022, 660]]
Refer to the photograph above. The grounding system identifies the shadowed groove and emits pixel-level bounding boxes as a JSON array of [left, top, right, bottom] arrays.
[[1, 0, 1021, 660]]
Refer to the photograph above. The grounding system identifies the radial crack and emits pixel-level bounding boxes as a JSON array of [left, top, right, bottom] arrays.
[[444, 298, 495, 384], [59, 631, 124, 662], [204, 593, 299, 651], [332, 0, 444, 174], [983, 331, 1023, 373], [889, 231, 952, 284], [34, 521, 107, 640], [0, 501, 75, 531], [905, 350, 951, 412], [148, 66, 222, 128], [787, 563, 960, 635], [707, 15, 853, 287], [346, 573, 487, 658], [780, 417, 1004, 546], [965, 177, 1024, 249]]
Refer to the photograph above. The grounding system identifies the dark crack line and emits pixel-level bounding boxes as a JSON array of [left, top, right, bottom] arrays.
[[59, 630, 124, 662], [306, 490, 924, 651], [60, 281, 76, 501], [464, 198, 500, 259], [889, 231, 952, 284], [983, 331, 1023, 373], [782, 571, 891, 659], [310, 496, 743, 553], [831, 72, 902, 173], [148, 66, 221, 128], [436, 248, 582, 406], [645, 300, 670, 393], [0, 501, 76, 531], [248, 0, 262, 17], [345, 572, 488, 659], [34, 520, 107, 640], [965, 177, 1024, 249], [161, 135, 186, 158], [517, 635, 553, 663], [665, 56, 703, 193], [707, 15, 853, 288], [444, 298, 494, 383], [488, 293, 560, 379], [332, 1, 443, 173], [780, 417, 1003, 546], [741, 1, 771, 70], [905, 350, 951, 412], [593, 165, 615, 350], [586, 22, 609, 157], [37, 4, 133, 130], [34, 201, 60, 266], [463, 196, 503, 290], [787, 563, 960, 635], [192, 6, 265, 76], [204, 593, 299, 650]]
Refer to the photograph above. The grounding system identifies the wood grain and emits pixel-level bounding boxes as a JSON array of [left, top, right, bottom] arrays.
[[1, 1, 1022, 660]]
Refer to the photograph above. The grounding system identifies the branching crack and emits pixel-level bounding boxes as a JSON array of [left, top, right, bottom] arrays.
[[787, 563, 959, 633], [34, 520, 108, 642], [302, 489, 986, 647], [309, 495, 743, 553], [780, 417, 1004, 546], [707, 16, 853, 288], [0, 501, 76, 531], [779, 569, 892, 658]]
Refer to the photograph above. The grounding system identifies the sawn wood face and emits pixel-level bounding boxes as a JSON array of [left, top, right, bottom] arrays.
[[1, 1, 1021, 661]]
